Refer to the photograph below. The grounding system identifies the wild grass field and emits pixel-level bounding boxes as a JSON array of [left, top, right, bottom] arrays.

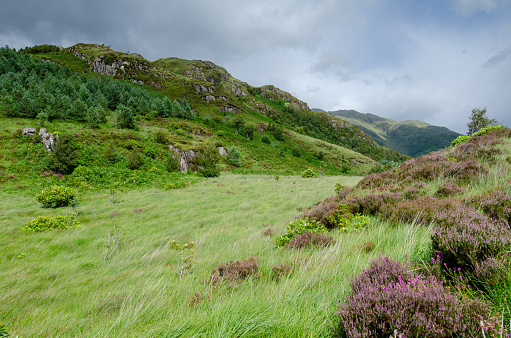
[[0, 175, 432, 337]]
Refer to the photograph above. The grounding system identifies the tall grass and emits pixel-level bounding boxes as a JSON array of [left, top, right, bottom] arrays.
[[0, 175, 430, 337]]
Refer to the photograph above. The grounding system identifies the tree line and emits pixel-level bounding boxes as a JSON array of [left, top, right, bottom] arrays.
[[0, 46, 194, 128]]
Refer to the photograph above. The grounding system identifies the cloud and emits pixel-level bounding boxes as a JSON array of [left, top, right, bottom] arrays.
[[451, 0, 507, 17], [0, 0, 510, 134], [482, 46, 511, 68]]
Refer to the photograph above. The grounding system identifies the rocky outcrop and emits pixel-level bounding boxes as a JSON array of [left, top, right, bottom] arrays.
[[39, 128, 54, 152], [218, 147, 227, 157], [22, 127, 37, 136], [21, 127, 54, 151], [258, 85, 310, 111], [169, 145, 199, 173]]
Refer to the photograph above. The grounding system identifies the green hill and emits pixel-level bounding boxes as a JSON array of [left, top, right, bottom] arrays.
[[323, 109, 461, 157], [0, 44, 411, 191]]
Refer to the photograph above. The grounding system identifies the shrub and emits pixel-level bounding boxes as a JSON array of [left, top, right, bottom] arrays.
[[275, 218, 327, 247], [271, 263, 293, 280], [36, 185, 77, 208], [127, 150, 144, 170], [443, 160, 487, 183], [116, 104, 136, 129], [285, 231, 336, 248], [466, 189, 511, 225], [195, 145, 221, 178], [356, 171, 399, 190], [22, 215, 80, 232], [301, 168, 318, 178], [346, 192, 402, 218], [388, 196, 460, 225], [302, 197, 343, 228], [450, 135, 471, 148], [165, 154, 181, 172], [48, 134, 79, 175], [164, 182, 187, 190], [227, 145, 242, 167], [432, 206, 511, 269], [435, 182, 465, 198], [102, 144, 120, 163], [338, 256, 488, 338], [473, 125, 505, 137], [208, 257, 260, 286], [261, 135, 271, 144]]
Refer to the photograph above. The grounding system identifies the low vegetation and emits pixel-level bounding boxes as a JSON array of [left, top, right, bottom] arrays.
[[1, 42, 511, 337]]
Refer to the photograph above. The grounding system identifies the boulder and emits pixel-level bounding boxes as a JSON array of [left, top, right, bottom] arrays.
[[169, 145, 199, 173], [218, 147, 228, 157], [22, 127, 37, 136], [39, 128, 54, 152]]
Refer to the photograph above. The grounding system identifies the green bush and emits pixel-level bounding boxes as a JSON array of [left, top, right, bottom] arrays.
[[165, 154, 181, 172], [227, 145, 242, 167], [301, 168, 318, 178], [473, 125, 505, 137], [154, 130, 169, 144], [164, 182, 187, 190], [261, 135, 271, 145], [22, 215, 80, 232], [275, 218, 327, 247], [196, 146, 221, 178], [36, 185, 77, 208], [450, 135, 471, 148], [127, 150, 144, 170], [48, 134, 79, 175]]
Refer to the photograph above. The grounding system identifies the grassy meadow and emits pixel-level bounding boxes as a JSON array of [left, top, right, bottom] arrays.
[[0, 175, 431, 337]]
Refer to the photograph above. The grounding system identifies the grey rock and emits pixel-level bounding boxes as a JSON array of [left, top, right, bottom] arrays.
[[39, 128, 54, 152], [169, 145, 199, 173], [218, 147, 228, 157], [22, 127, 37, 136]]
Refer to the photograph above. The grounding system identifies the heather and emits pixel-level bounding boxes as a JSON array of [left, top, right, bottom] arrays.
[[330, 127, 511, 336], [338, 257, 487, 338]]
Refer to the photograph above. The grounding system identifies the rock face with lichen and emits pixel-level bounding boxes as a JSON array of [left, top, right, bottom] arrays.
[[38, 128, 54, 152], [169, 145, 198, 173]]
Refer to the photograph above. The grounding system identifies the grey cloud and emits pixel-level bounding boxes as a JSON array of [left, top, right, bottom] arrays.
[[482, 46, 511, 68]]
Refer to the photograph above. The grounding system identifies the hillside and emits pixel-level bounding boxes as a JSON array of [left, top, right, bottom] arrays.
[[17, 44, 407, 163], [323, 109, 461, 157]]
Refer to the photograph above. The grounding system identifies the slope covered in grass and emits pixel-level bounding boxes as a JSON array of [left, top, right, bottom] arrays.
[[0, 175, 433, 337]]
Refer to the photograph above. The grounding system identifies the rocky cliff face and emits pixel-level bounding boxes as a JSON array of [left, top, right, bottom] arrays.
[[66, 44, 169, 88]]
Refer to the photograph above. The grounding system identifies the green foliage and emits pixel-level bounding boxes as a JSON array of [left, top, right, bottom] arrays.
[[127, 150, 144, 170], [227, 145, 242, 167], [450, 135, 471, 148], [301, 168, 318, 178], [21, 214, 79, 232], [164, 182, 187, 190], [20, 44, 61, 54], [467, 107, 498, 135], [48, 134, 79, 175], [261, 135, 271, 144], [116, 104, 136, 129], [36, 185, 77, 208], [169, 240, 196, 280], [473, 125, 505, 137], [154, 130, 169, 144], [0, 323, 9, 337], [196, 145, 221, 177], [335, 183, 345, 194], [165, 154, 181, 172], [275, 218, 327, 247]]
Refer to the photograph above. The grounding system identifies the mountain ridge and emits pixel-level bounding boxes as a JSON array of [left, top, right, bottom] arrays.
[[320, 109, 461, 157]]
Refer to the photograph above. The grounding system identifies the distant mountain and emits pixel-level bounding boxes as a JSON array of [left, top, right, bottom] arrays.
[[319, 109, 461, 157]]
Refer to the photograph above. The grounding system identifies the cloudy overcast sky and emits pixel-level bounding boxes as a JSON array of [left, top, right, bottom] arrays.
[[1, 0, 510, 133]]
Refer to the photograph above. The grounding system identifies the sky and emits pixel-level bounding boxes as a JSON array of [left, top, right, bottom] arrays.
[[1, 0, 511, 134]]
